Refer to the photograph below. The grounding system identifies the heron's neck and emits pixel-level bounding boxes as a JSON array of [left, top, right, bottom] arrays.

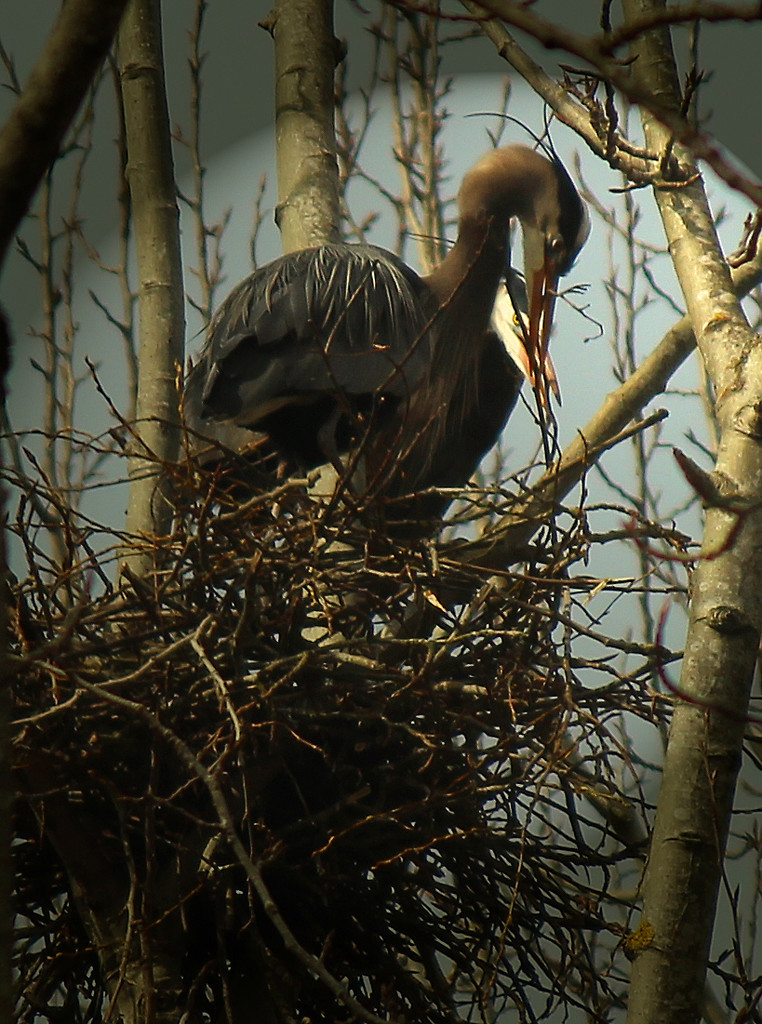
[[424, 215, 507, 329], [382, 216, 506, 493]]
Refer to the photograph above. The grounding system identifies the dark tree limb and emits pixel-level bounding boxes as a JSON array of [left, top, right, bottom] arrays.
[[0, 0, 130, 274]]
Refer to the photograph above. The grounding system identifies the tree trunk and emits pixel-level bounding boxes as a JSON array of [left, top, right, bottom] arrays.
[[264, 0, 341, 252], [118, 0, 185, 578], [623, 4, 762, 1022]]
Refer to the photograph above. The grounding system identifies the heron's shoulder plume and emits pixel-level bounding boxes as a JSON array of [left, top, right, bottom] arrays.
[[203, 244, 430, 362]]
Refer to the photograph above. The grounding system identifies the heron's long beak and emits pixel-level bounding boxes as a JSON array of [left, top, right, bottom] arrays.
[[491, 282, 559, 405], [521, 226, 561, 407]]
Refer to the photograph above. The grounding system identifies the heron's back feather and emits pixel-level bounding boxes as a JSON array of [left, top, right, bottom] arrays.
[[198, 244, 435, 424]]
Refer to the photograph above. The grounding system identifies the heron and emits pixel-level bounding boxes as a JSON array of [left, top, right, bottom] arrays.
[[184, 144, 589, 531]]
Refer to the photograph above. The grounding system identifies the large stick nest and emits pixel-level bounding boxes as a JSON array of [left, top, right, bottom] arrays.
[[9, 452, 667, 1023]]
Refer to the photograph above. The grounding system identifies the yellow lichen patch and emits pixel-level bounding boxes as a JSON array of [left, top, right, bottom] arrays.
[[704, 312, 732, 330], [624, 920, 655, 960]]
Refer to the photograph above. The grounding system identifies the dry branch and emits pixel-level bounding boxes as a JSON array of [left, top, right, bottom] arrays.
[[461, 0, 762, 207], [9, 444, 666, 1022]]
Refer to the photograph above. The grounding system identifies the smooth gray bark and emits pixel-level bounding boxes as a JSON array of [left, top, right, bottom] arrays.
[[264, 0, 341, 252]]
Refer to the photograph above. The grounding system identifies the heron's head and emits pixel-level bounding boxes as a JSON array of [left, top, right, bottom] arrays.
[[460, 145, 589, 401]]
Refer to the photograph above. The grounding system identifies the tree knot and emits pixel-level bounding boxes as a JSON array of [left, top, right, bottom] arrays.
[[705, 604, 754, 634]]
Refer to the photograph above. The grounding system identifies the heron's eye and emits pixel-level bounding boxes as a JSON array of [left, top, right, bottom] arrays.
[[512, 313, 521, 327], [547, 234, 565, 260]]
